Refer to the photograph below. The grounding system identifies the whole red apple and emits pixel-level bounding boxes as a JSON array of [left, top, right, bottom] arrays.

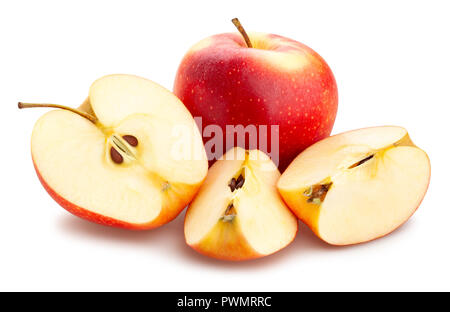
[[174, 19, 338, 170]]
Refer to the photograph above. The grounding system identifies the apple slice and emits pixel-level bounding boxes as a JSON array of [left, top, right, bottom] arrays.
[[278, 126, 430, 245], [20, 74, 208, 229], [185, 147, 298, 261]]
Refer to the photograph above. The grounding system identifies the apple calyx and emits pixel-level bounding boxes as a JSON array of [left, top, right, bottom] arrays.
[[18, 102, 98, 124], [231, 18, 253, 48]]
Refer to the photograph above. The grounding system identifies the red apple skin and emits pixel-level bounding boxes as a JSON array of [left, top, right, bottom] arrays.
[[33, 158, 201, 230], [174, 32, 338, 171]]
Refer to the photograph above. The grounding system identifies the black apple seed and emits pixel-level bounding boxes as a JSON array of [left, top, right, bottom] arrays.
[[236, 175, 245, 189], [229, 178, 236, 192]]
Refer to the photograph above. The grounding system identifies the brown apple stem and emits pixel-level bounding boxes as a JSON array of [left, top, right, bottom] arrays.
[[231, 18, 253, 48], [18, 102, 98, 123]]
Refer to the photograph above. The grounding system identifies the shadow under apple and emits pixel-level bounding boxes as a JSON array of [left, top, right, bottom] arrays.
[[57, 210, 418, 270]]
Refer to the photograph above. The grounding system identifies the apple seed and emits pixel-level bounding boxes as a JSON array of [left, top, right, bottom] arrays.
[[235, 174, 245, 189], [348, 154, 374, 169], [110, 147, 123, 164], [228, 178, 236, 192], [228, 173, 245, 192], [122, 135, 138, 147]]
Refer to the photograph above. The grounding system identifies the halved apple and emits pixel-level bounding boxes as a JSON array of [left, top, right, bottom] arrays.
[[278, 126, 430, 245], [20, 74, 208, 229], [185, 147, 298, 261]]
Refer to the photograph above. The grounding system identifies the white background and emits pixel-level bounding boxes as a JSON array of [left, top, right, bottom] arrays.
[[1, 0, 449, 291]]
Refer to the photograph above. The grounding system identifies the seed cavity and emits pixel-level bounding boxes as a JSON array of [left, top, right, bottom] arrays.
[[304, 182, 333, 205], [111, 134, 136, 161], [110, 147, 123, 164], [348, 154, 374, 169], [221, 203, 236, 222], [122, 135, 138, 147], [228, 174, 245, 192]]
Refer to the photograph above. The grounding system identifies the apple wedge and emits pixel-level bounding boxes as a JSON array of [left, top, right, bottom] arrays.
[[20, 74, 208, 229], [185, 147, 298, 261], [278, 126, 430, 245]]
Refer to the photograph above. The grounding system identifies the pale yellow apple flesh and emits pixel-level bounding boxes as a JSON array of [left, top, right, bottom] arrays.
[[278, 126, 430, 245], [31, 74, 208, 228], [185, 147, 298, 260]]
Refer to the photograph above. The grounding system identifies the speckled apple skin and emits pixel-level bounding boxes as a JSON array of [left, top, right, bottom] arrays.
[[174, 32, 338, 171]]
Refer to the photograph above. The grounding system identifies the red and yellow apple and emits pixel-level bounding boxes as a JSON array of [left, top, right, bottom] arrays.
[[174, 19, 338, 170], [277, 126, 431, 245], [185, 147, 298, 261], [20, 74, 208, 230]]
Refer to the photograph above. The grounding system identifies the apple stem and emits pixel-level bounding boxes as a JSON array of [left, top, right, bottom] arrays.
[[231, 18, 253, 48], [18, 102, 98, 123]]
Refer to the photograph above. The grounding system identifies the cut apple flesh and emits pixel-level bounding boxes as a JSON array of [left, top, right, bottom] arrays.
[[185, 147, 298, 260], [278, 126, 430, 245], [31, 74, 208, 229]]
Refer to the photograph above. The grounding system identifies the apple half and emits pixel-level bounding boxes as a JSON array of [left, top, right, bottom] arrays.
[[23, 74, 208, 229], [278, 126, 430, 245], [185, 147, 298, 261]]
